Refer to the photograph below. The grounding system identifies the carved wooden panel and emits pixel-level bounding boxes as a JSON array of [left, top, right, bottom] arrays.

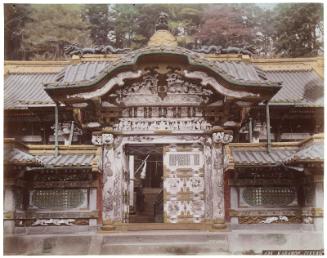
[[30, 189, 87, 209], [163, 145, 205, 223], [240, 187, 298, 208]]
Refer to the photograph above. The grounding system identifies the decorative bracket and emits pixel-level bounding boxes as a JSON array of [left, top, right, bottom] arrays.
[[92, 133, 114, 145], [212, 132, 233, 144], [184, 70, 258, 99]]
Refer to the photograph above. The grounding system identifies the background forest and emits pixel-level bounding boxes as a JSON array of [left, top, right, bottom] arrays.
[[4, 3, 323, 60]]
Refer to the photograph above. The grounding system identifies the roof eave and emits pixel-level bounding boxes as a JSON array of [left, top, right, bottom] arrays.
[[44, 47, 282, 92]]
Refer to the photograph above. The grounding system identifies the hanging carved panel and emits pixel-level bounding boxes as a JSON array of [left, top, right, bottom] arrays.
[[105, 67, 215, 107], [163, 145, 205, 223]]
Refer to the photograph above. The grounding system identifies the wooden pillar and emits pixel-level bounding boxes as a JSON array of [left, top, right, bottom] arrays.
[[210, 131, 233, 229], [129, 155, 135, 210], [54, 103, 59, 156], [249, 117, 253, 143], [266, 102, 271, 152]]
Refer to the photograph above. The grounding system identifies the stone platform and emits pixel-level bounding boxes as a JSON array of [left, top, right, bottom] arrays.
[[4, 225, 324, 255]]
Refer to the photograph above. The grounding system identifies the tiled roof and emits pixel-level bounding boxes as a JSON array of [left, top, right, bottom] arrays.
[[267, 70, 323, 106], [214, 61, 268, 83], [4, 73, 56, 109], [231, 147, 297, 166], [4, 147, 42, 166], [44, 47, 281, 89], [4, 62, 323, 110], [37, 154, 95, 168], [55, 61, 112, 84], [287, 142, 324, 162], [230, 135, 324, 167], [54, 60, 269, 87]]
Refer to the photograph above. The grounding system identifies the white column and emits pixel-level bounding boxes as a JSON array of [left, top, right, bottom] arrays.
[[230, 186, 239, 224], [313, 174, 323, 230], [4, 186, 16, 234], [129, 155, 135, 208]]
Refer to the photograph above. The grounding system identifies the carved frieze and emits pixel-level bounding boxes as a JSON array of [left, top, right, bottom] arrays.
[[113, 118, 212, 132], [107, 69, 214, 106], [32, 219, 75, 226], [238, 216, 302, 224]]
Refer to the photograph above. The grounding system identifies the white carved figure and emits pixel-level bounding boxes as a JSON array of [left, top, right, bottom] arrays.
[[91, 135, 102, 145], [212, 132, 233, 144], [102, 133, 114, 145], [303, 217, 313, 224], [260, 217, 279, 224], [223, 133, 233, 143], [279, 216, 289, 222]]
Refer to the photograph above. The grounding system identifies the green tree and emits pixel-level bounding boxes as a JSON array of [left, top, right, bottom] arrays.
[[195, 4, 257, 48], [82, 5, 113, 46], [273, 3, 323, 57], [109, 4, 140, 48], [4, 4, 31, 60], [21, 4, 92, 60]]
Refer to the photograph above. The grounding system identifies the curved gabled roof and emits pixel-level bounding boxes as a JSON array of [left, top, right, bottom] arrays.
[[44, 46, 282, 91]]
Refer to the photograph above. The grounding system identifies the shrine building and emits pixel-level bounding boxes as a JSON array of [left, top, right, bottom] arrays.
[[4, 13, 324, 254]]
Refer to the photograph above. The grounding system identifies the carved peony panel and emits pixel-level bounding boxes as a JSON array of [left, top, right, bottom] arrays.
[[163, 145, 205, 223]]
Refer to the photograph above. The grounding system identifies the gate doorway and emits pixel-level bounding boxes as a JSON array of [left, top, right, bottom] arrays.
[[125, 144, 164, 223]]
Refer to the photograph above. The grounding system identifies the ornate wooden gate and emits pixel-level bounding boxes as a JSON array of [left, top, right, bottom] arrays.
[[163, 144, 205, 223]]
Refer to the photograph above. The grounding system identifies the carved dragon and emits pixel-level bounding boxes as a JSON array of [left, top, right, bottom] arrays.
[[193, 45, 256, 56], [64, 43, 130, 56]]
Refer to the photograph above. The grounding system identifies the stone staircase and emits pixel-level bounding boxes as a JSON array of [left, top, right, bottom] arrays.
[[100, 231, 230, 255]]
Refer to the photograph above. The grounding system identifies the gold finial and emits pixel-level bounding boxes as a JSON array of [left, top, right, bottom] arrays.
[[147, 12, 177, 47]]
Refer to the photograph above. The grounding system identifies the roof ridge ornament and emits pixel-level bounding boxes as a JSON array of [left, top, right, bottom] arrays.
[[155, 12, 169, 31], [148, 12, 177, 47]]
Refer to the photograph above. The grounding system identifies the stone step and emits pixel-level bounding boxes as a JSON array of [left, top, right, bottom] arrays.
[[102, 231, 228, 244], [100, 242, 229, 255], [100, 231, 229, 254]]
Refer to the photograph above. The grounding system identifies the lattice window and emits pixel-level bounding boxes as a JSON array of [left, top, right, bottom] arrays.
[[242, 187, 296, 207], [168, 152, 201, 169], [31, 189, 86, 209]]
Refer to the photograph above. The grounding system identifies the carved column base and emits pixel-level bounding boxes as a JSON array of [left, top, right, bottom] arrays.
[[211, 223, 227, 230], [210, 218, 227, 230], [101, 222, 116, 231]]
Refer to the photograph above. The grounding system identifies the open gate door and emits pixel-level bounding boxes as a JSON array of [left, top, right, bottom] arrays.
[[163, 145, 205, 223]]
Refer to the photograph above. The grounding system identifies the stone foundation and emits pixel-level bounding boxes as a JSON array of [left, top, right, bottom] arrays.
[[4, 227, 324, 255]]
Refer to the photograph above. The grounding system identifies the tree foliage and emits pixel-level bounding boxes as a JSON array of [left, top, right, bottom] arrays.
[[195, 5, 257, 48], [4, 4, 31, 60], [20, 5, 91, 60], [82, 5, 113, 46], [273, 3, 323, 57], [4, 3, 324, 60]]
